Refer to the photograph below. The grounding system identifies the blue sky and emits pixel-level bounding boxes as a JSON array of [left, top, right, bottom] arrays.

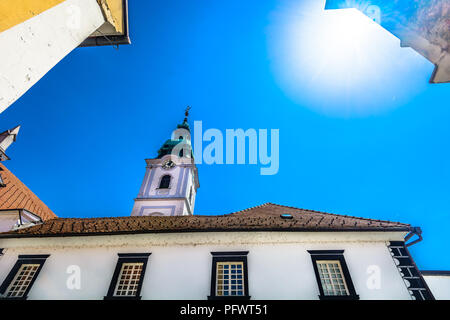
[[0, 0, 449, 270]]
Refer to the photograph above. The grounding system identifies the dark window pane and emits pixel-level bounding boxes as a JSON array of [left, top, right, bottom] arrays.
[[159, 175, 171, 189]]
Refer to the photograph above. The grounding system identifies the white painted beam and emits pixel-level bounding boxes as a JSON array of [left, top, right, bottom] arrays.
[[0, 0, 105, 113]]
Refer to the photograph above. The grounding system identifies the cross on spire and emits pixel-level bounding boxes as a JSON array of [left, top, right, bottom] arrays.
[[184, 106, 191, 122]]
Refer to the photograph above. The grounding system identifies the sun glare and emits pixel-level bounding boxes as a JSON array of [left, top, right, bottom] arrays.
[[304, 9, 377, 84], [267, 1, 426, 116], [281, 7, 389, 91]]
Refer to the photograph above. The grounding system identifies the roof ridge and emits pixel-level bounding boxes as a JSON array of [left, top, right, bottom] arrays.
[[35, 203, 408, 227], [268, 202, 409, 225], [224, 202, 272, 216], [1, 202, 413, 238]]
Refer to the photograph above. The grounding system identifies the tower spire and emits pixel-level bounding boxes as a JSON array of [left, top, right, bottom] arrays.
[[0, 125, 20, 161], [131, 107, 199, 217]]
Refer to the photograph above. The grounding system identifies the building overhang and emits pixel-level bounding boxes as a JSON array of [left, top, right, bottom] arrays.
[[0, 209, 43, 233], [79, 0, 130, 47], [324, 0, 450, 83], [0, 230, 410, 249]]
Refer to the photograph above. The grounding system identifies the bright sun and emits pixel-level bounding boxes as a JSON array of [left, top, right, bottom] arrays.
[[304, 9, 377, 83], [267, 1, 422, 116], [283, 7, 386, 90]]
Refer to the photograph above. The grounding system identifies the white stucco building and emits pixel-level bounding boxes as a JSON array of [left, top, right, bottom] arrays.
[[0, 0, 130, 114], [0, 116, 447, 300], [422, 271, 450, 300]]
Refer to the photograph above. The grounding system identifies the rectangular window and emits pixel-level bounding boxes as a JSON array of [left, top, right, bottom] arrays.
[[216, 261, 245, 296], [104, 253, 150, 300], [209, 251, 250, 300], [114, 262, 144, 297], [316, 260, 349, 296], [308, 250, 359, 300], [0, 255, 49, 300], [5, 264, 40, 298]]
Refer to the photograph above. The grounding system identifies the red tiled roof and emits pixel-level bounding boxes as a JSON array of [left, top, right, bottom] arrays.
[[0, 203, 410, 238], [0, 163, 56, 221]]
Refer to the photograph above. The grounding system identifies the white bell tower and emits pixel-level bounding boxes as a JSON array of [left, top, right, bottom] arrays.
[[131, 108, 199, 217]]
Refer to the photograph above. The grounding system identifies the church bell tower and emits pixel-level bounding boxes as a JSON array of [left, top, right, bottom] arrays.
[[131, 108, 199, 217]]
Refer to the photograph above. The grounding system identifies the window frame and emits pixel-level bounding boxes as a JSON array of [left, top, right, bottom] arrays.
[[308, 250, 359, 300], [104, 253, 151, 300], [208, 251, 250, 300], [0, 254, 49, 300]]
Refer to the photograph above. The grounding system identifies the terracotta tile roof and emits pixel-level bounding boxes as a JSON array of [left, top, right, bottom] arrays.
[[0, 203, 410, 238], [0, 164, 56, 221]]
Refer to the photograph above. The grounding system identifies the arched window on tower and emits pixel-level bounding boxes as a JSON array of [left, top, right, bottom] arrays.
[[159, 175, 171, 189]]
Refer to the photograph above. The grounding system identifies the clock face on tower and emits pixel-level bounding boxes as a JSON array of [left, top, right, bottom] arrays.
[[162, 160, 175, 170]]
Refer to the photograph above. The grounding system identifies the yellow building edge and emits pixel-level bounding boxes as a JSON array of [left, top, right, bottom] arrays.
[[0, 0, 66, 33], [97, 0, 124, 34], [0, 0, 123, 35]]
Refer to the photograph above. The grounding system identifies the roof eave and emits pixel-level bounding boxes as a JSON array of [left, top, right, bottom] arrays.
[[0, 227, 412, 239]]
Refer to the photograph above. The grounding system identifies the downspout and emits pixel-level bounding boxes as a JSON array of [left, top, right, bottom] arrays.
[[404, 227, 423, 247]]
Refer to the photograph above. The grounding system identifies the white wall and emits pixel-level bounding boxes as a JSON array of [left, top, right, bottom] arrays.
[[132, 155, 197, 216], [423, 275, 450, 300], [132, 199, 187, 217], [0, 211, 18, 233], [0, 0, 104, 113], [0, 232, 412, 300]]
